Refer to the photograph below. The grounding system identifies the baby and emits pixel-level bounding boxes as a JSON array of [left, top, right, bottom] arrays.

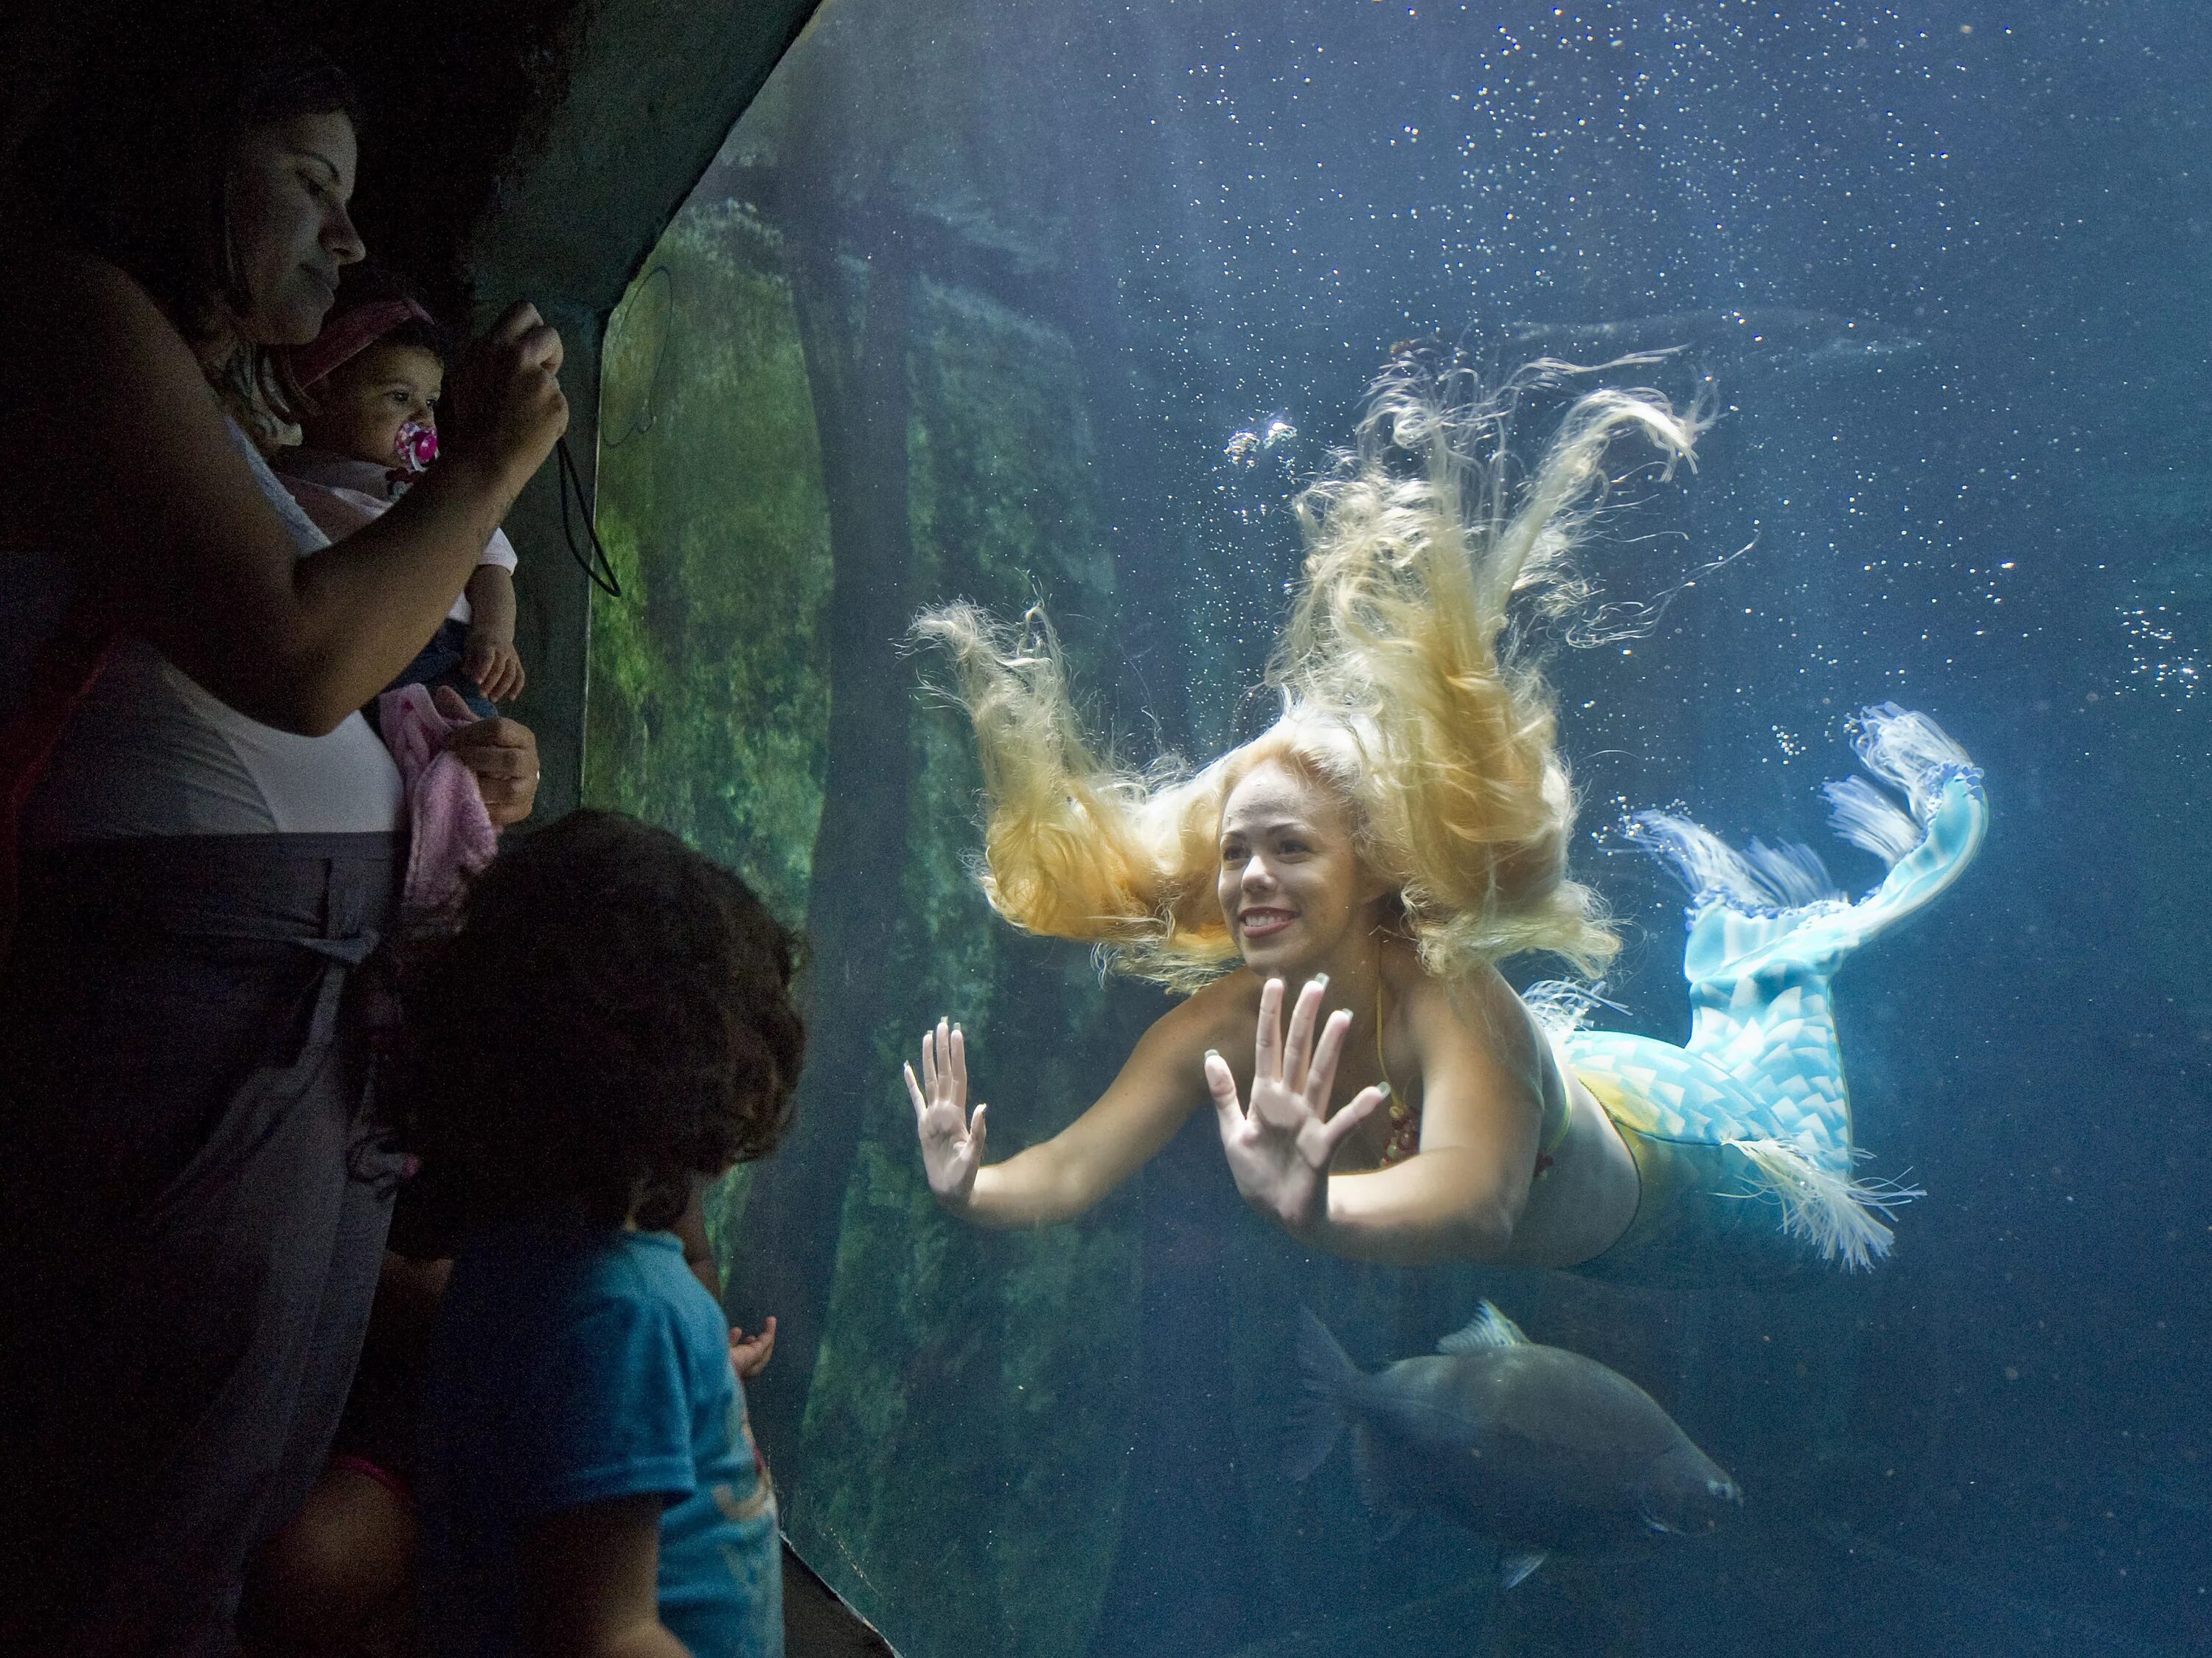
[[276, 269, 524, 719]]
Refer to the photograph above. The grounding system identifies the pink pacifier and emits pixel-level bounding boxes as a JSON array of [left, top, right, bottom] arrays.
[[394, 420, 439, 473]]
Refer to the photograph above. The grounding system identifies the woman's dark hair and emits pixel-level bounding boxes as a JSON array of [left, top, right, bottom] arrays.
[[386, 811, 807, 1234], [18, 9, 361, 341]]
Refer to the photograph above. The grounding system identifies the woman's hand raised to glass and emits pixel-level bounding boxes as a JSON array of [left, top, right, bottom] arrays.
[[1206, 977, 1385, 1236], [445, 300, 568, 497], [905, 1017, 987, 1211]]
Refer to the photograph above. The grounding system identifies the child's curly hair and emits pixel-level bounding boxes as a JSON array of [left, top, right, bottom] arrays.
[[384, 810, 805, 1234]]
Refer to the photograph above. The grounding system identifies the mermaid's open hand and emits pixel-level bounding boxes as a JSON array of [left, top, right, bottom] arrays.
[[906, 1017, 987, 1211], [1206, 977, 1385, 1235]]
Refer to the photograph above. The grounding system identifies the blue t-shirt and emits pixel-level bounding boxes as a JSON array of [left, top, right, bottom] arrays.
[[418, 1223, 782, 1657]]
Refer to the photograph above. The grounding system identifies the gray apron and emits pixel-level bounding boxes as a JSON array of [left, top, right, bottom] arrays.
[[0, 831, 402, 1657]]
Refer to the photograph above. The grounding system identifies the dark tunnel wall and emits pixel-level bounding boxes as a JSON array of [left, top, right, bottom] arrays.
[[431, 0, 827, 821]]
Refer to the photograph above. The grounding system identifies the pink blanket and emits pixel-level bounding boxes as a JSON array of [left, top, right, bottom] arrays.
[[378, 684, 498, 914]]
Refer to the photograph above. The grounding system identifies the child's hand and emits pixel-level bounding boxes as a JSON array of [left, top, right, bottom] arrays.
[[730, 1315, 776, 1381], [465, 630, 526, 702]]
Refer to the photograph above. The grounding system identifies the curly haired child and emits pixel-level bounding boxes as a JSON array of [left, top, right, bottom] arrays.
[[395, 810, 803, 1657]]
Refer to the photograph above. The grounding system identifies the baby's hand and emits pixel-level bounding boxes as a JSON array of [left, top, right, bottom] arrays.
[[730, 1316, 776, 1381], [464, 631, 526, 702]]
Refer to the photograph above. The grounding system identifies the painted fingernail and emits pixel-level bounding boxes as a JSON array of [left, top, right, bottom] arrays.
[[1315, 973, 1329, 989], [1377, 1082, 1392, 1099]]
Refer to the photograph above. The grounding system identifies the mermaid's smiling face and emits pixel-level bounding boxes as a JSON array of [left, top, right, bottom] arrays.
[[1217, 758, 1391, 971]]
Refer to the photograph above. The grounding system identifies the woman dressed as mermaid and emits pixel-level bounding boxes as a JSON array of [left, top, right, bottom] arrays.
[[905, 355, 1986, 1279]]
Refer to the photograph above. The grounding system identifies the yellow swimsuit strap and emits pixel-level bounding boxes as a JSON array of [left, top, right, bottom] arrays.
[[1374, 977, 1388, 1088], [1376, 979, 1418, 1166], [1373, 977, 1571, 1174]]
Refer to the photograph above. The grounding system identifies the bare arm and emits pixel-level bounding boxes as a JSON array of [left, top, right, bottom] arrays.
[[463, 563, 526, 701], [361, 1251, 453, 1364], [1207, 968, 1544, 1267], [15, 253, 563, 735], [1311, 1150, 1523, 1265], [517, 1496, 687, 1658], [1312, 969, 1543, 1264], [672, 1184, 720, 1304], [670, 1181, 776, 1378], [908, 1002, 1217, 1228], [465, 562, 517, 644]]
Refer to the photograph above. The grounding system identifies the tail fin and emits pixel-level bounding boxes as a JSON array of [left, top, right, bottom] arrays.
[[1823, 701, 1980, 875], [1637, 704, 1985, 988], [1821, 703, 1986, 936], [1727, 1138, 1924, 1271], [1822, 777, 1920, 865], [1848, 701, 1975, 822], [1285, 1308, 1359, 1482], [1628, 814, 1843, 915]]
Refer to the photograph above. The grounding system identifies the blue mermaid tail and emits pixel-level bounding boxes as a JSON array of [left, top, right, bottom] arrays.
[[1561, 704, 1988, 1277]]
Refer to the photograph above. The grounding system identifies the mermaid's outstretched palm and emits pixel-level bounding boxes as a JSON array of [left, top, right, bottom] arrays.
[[1207, 977, 1384, 1234], [906, 1016, 987, 1210]]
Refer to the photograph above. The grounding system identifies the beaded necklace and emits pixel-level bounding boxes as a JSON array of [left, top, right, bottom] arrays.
[[1375, 978, 1422, 1166]]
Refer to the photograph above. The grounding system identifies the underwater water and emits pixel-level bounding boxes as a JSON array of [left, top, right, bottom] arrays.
[[584, 3, 2209, 1654]]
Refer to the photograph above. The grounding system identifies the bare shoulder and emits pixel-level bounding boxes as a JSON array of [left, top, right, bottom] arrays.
[[1141, 974, 1260, 1066], [4, 243, 213, 475], [1397, 951, 1544, 1069], [1, 249, 211, 552], [10, 245, 188, 374]]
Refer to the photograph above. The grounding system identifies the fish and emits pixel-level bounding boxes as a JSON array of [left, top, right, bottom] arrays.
[[1288, 1304, 1742, 1589], [1497, 308, 1924, 374]]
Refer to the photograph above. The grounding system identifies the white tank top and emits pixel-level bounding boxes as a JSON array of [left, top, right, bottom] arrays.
[[15, 420, 405, 844]]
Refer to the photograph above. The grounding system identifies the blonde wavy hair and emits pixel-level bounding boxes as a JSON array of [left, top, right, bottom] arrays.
[[914, 355, 1704, 993]]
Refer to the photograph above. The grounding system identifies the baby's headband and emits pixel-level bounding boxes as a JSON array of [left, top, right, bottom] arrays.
[[290, 297, 436, 389]]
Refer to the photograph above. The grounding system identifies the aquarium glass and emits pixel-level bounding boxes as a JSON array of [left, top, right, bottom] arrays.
[[585, 4, 2209, 1653]]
